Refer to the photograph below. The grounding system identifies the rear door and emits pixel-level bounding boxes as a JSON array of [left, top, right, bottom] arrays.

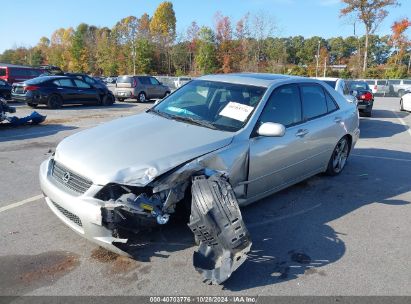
[[52, 79, 78, 103], [73, 79, 99, 103], [299, 83, 342, 171], [138, 76, 152, 98]]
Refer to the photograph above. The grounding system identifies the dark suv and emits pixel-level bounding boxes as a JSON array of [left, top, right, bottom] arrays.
[[114, 75, 171, 102]]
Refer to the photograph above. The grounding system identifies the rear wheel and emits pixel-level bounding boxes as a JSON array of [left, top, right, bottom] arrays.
[[137, 92, 146, 103], [326, 137, 350, 176], [47, 94, 62, 109]]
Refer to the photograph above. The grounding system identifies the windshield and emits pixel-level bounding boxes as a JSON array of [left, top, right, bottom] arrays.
[[153, 80, 266, 132], [349, 81, 370, 91]]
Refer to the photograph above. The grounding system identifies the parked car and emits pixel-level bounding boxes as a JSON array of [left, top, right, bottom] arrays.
[[114, 75, 171, 102], [0, 63, 42, 84], [347, 80, 374, 117], [400, 90, 411, 112], [0, 79, 12, 100], [39, 73, 359, 284], [363, 79, 390, 96], [314, 77, 357, 103], [12, 76, 114, 109], [388, 79, 411, 97], [174, 76, 192, 88]]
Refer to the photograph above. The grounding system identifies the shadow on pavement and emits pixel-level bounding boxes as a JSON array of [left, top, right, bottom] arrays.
[[359, 117, 408, 139], [0, 124, 77, 142], [111, 147, 411, 291]]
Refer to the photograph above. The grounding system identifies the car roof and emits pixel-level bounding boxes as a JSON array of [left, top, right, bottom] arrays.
[[198, 73, 301, 87]]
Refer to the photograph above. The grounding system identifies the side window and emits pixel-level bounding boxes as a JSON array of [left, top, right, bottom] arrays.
[[150, 77, 160, 85], [259, 84, 302, 127], [403, 80, 411, 85], [84, 76, 96, 85], [54, 79, 75, 87], [74, 79, 91, 88], [301, 85, 328, 120], [138, 77, 150, 85], [325, 91, 338, 112]]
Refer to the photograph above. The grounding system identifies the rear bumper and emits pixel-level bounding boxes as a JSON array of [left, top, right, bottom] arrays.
[[357, 101, 373, 112], [114, 90, 133, 98], [39, 159, 129, 255]]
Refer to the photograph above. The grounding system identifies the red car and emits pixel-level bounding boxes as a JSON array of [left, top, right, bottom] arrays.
[[0, 64, 42, 84]]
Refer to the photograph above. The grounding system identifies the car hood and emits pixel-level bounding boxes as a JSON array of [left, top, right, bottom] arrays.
[[54, 112, 234, 186]]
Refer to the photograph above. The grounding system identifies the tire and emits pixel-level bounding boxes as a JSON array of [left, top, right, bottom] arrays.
[[400, 99, 404, 111], [398, 90, 405, 98], [27, 103, 38, 108], [137, 92, 147, 103], [363, 110, 371, 117], [325, 137, 350, 176], [47, 94, 62, 109], [102, 94, 114, 106], [117, 98, 125, 102]]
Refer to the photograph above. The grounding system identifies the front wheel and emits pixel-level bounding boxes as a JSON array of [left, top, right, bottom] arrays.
[[102, 94, 114, 106], [137, 92, 147, 103], [326, 137, 350, 176]]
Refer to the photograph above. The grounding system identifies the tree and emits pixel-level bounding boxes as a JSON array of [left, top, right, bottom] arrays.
[[114, 16, 139, 74], [195, 27, 218, 74], [340, 0, 399, 73], [150, 1, 176, 74], [214, 12, 234, 73], [389, 18, 410, 65]]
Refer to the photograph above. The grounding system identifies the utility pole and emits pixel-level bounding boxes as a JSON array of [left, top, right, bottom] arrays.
[[315, 40, 321, 77]]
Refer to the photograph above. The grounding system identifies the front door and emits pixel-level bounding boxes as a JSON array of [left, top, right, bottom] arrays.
[[247, 84, 310, 200], [73, 79, 99, 103]]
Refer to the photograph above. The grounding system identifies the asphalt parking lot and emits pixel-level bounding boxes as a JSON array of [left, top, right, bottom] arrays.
[[0, 97, 410, 296]]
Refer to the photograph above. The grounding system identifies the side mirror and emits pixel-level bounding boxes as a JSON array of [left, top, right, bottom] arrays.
[[257, 122, 286, 137]]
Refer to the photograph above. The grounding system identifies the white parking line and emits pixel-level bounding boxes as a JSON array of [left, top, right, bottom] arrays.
[[393, 111, 411, 138], [0, 194, 43, 213], [352, 154, 411, 162]]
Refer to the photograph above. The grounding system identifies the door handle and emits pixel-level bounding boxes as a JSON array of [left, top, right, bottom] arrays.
[[295, 129, 309, 137], [334, 117, 342, 123]]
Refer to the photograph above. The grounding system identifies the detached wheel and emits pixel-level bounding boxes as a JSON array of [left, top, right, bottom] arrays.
[[326, 137, 350, 176], [47, 94, 62, 109], [102, 94, 114, 106], [137, 92, 147, 103]]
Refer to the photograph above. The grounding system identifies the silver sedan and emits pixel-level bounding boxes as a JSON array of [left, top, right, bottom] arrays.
[[39, 73, 360, 284]]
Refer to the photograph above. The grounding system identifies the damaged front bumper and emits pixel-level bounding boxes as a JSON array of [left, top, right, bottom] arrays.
[[40, 159, 130, 255], [40, 158, 252, 284]]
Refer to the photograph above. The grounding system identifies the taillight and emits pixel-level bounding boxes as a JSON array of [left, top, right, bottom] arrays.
[[25, 85, 39, 91], [360, 92, 373, 102]]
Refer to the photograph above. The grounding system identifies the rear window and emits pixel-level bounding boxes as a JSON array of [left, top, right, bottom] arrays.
[[349, 82, 370, 90], [323, 81, 337, 89], [0, 68, 6, 76], [117, 76, 133, 83]]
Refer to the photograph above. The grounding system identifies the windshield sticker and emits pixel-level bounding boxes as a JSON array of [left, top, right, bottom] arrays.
[[219, 102, 254, 122]]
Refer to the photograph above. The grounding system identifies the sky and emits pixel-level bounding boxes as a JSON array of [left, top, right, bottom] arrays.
[[0, 0, 409, 53]]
